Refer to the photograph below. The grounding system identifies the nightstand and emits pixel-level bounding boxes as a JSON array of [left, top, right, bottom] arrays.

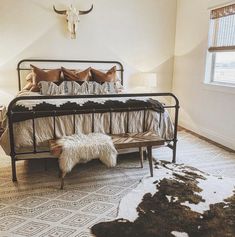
[[0, 105, 6, 136]]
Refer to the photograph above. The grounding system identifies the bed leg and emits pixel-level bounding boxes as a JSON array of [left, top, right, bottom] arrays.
[[60, 172, 66, 190], [172, 140, 177, 163], [11, 158, 17, 182], [139, 147, 144, 168], [172, 99, 179, 163]]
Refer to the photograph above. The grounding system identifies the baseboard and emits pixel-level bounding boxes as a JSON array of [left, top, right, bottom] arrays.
[[179, 120, 235, 151]]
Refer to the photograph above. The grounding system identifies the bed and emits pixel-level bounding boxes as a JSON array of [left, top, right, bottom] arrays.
[[0, 59, 179, 181]]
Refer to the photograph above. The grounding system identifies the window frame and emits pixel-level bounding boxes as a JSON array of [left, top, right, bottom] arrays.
[[205, 51, 235, 89], [204, 51, 235, 96], [205, 4, 235, 90]]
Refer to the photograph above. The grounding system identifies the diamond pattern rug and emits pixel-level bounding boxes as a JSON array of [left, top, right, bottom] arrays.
[[0, 153, 150, 237], [0, 131, 234, 237]]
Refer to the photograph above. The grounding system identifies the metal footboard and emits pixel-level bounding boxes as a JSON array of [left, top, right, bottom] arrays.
[[7, 93, 179, 181]]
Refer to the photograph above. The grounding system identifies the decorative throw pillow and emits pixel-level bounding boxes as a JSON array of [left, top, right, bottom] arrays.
[[90, 66, 117, 83], [72, 81, 89, 95], [100, 82, 117, 94], [39, 81, 89, 96], [114, 78, 124, 93], [26, 72, 34, 82], [39, 81, 63, 95], [62, 67, 91, 82], [30, 64, 62, 92], [21, 72, 35, 91], [22, 82, 33, 91], [87, 81, 120, 94]]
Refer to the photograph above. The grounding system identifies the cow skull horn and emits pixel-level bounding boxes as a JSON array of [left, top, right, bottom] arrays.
[[53, 4, 93, 39], [53, 5, 67, 15], [79, 4, 93, 15]]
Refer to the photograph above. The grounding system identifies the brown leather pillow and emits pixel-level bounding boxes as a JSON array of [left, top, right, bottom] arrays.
[[62, 67, 91, 82], [30, 64, 62, 92], [90, 66, 117, 83]]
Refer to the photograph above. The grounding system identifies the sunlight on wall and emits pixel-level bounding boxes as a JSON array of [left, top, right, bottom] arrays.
[[173, 0, 235, 149], [0, 0, 177, 105]]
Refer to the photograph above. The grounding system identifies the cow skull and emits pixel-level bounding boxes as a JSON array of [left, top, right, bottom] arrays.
[[53, 4, 93, 39]]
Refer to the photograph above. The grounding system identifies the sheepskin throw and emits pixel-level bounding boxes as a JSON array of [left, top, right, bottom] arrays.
[[50, 133, 117, 174]]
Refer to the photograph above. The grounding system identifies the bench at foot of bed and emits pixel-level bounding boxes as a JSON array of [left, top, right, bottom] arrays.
[[50, 131, 165, 189], [112, 131, 165, 177]]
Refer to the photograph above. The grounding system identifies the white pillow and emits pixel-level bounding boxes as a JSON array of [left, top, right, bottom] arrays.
[[39, 81, 88, 95], [39, 81, 63, 95], [38, 81, 122, 95], [72, 81, 88, 95], [87, 81, 120, 94]]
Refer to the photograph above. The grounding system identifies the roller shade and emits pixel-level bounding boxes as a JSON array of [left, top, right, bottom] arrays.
[[208, 4, 235, 52]]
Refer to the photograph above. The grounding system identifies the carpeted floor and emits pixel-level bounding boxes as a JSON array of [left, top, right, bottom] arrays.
[[0, 131, 234, 237]]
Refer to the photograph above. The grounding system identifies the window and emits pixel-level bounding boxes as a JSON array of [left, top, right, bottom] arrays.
[[206, 4, 235, 86]]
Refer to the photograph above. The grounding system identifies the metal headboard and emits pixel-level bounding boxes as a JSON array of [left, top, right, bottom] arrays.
[[17, 59, 124, 91]]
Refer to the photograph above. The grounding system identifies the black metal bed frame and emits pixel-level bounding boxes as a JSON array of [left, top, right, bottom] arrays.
[[7, 59, 179, 182]]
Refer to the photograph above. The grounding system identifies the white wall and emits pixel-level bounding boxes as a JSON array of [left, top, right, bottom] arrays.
[[0, 0, 177, 105], [173, 0, 235, 149], [2, 0, 233, 149]]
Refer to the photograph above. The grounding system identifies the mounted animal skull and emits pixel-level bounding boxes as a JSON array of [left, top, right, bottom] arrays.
[[53, 4, 93, 39]]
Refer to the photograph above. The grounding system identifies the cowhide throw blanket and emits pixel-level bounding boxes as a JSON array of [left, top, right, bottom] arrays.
[[91, 161, 235, 237], [50, 133, 117, 175]]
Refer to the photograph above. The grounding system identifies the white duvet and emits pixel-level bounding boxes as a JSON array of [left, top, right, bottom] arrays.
[[0, 91, 174, 155]]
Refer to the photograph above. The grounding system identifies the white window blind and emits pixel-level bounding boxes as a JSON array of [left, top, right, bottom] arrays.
[[209, 4, 235, 52]]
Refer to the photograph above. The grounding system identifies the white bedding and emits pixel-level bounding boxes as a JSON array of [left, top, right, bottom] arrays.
[[0, 91, 174, 155]]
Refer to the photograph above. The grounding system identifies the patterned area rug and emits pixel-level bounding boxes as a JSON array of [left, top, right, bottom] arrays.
[[91, 161, 235, 237], [0, 131, 234, 237], [0, 153, 149, 237]]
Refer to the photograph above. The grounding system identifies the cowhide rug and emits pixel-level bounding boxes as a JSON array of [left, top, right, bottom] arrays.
[[91, 161, 235, 237]]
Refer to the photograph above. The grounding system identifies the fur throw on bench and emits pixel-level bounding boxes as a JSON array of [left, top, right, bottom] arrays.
[[50, 133, 117, 174]]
